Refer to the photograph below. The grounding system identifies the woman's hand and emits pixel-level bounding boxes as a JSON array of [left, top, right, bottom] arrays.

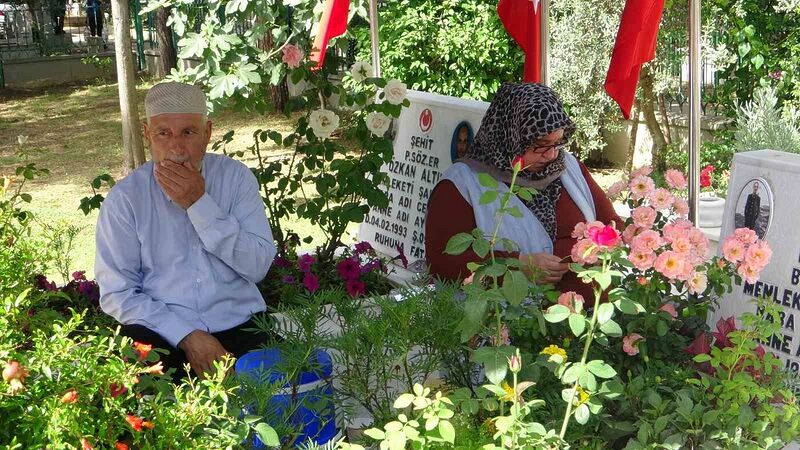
[[520, 253, 569, 284]]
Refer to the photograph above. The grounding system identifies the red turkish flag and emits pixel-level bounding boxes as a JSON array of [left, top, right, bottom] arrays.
[[310, 0, 350, 70], [498, 0, 541, 83], [604, 0, 666, 119]]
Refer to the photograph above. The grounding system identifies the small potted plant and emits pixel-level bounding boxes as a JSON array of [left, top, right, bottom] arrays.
[[698, 164, 726, 228]]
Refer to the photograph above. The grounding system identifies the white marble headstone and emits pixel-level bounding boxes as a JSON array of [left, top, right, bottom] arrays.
[[358, 90, 489, 282], [712, 150, 800, 375]]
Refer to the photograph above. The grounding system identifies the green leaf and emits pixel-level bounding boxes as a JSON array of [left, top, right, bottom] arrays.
[[751, 54, 765, 70], [562, 363, 585, 384], [586, 360, 617, 379], [177, 33, 207, 59], [254, 423, 280, 446], [502, 270, 528, 306], [693, 353, 712, 363], [656, 319, 668, 337], [479, 190, 498, 205], [478, 173, 498, 188], [445, 233, 474, 255], [473, 346, 513, 385], [363, 428, 386, 440], [472, 238, 490, 259], [568, 314, 585, 337], [544, 305, 571, 323], [393, 393, 414, 409], [507, 206, 523, 218], [438, 421, 455, 443], [597, 303, 614, 324], [599, 319, 622, 337], [738, 42, 751, 58], [575, 404, 590, 424]]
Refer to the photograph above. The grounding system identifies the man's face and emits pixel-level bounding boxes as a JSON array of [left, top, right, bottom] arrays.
[[753, 182, 760, 194], [143, 113, 211, 170], [456, 127, 469, 157]]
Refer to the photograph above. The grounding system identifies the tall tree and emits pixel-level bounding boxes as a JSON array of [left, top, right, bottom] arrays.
[[155, 7, 178, 77]]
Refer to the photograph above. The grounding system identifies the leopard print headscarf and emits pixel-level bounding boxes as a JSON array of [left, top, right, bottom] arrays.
[[459, 83, 577, 241]]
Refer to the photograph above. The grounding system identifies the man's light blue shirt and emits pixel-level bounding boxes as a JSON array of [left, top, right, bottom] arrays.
[[95, 153, 276, 348]]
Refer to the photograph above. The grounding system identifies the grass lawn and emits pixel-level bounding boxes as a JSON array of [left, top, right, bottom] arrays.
[[0, 80, 622, 282]]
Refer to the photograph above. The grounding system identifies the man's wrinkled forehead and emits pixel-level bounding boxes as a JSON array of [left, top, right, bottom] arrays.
[[145, 82, 207, 120]]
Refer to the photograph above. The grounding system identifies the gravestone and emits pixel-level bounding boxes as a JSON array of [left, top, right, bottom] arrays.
[[358, 90, 489, 282], [711, 150, 800, 373]]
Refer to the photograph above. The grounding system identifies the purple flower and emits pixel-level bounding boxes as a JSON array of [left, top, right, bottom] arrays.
[[346, 279, 366, 298], [354, 241, 374, 255], [274, 255, 292, 268], [72, 271, 87, 281], [302, 272, 319, 293], [298, 254, 316, 273], [360, 259, 382, 274], [769, 70, 784, 80], [337, 257, 361, 281], [35, 274, 57, 291], [282, 275, 295, 284], [394, 244, 408, 269]]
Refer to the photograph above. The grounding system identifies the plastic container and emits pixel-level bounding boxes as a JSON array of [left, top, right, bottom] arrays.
[[235, 348, 337, 449]]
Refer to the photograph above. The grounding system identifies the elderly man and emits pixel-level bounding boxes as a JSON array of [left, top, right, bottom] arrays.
[[96, 82, 277, 380]]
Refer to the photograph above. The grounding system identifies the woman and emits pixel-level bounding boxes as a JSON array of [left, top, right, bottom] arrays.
[[425, 83, 620, 301]]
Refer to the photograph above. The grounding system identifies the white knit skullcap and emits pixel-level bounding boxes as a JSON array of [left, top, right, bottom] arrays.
[[145, 82, 207, 119]]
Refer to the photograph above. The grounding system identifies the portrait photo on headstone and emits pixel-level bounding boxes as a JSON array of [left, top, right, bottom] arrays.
[[450, 121, 474, 162], [734, 177, 773, 239]]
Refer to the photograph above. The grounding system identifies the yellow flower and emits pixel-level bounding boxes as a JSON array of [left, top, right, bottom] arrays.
[[540, 345, 568, 363], [500, 381, 516, 403], [576, 386, 589, 405]]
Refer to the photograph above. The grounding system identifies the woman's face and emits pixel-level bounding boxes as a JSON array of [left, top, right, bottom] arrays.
[[521, 129, 565, 172]]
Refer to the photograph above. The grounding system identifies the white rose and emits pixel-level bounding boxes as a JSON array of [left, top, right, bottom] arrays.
[[17, 135, 28, 145], [350, 61, 373, 83], [365, 112, 391, 137], [383, 79, 407, 105], [308, 109, 340, 140]]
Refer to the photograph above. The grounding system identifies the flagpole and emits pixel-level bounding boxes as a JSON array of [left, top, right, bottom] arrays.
[[368, 0, 381, 78], [540, 0, 549, 85], [688, 0, 701, 224]]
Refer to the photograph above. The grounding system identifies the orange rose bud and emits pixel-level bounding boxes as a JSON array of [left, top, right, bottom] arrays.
[[115, 443, 130, 450], [512, 155, 524, 172], [637, 277, 648, 285], [60, 389, 78, 404], [125, 414, 143, 431], [132, 342, 153, 360], [81, 438, 94, 450], [142, 420, 155, 430]]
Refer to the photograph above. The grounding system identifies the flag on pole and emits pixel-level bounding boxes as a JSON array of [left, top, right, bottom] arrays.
[[604, 0, 666, 119], [498, 0, 541, 83], [310, 0, 350, 70]]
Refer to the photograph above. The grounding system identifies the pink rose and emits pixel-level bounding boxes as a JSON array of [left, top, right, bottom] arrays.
[[606, 180, 627, 198], [654, 251, 687, 280], [629, 176, 655, 200], [631, 206, 657, 229], [512, 155, 524, 171], [628, 250, 656, 271], [631, 165, 653, 178], [622, 224, 641, 245], [686, 270, 708, 295], [721, 236, 746, 264], [571, 222, 587, 239], [734, 227, 758, 245], [571, 238, 599, 265], [631, 230, 663, 253], [648, 188, 675, 211], [744, 241, 772, 270], [623, 333, 644, 356], [281, 43, 304, 69], [670, 236, 692, 254], [673, 198, 689, 218], [737, 262, 761, 284], [659, 303, 678, 320], [588, 224, 620, 248], [557, 291, 585, 313], [665, 169, 687, 190]]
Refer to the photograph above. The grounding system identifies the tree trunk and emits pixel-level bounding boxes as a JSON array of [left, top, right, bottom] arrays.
[[258, 32, 289, 112], [155, 7, 177, 78], [111, 0, 146, 173], [658, 93, 672, 145], [625, 100, 640, 173], [639, 66, 668, 172]]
